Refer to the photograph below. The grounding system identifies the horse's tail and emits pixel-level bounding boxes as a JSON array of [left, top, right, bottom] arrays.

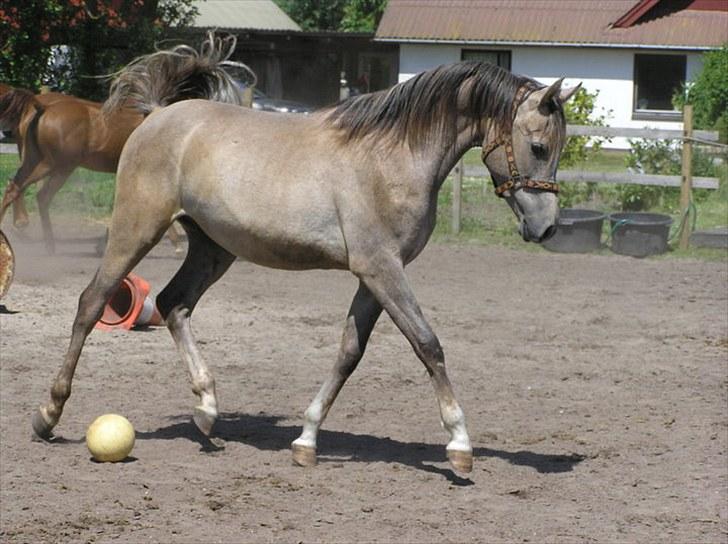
[[0, 89, 44, 133], [104, 31, 256, 116]]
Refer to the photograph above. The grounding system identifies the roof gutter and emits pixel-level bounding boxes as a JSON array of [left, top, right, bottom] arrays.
[[373, 37, 717, 51]]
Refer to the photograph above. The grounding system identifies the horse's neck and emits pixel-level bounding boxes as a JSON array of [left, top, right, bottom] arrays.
[[415, 118, 481, 191]]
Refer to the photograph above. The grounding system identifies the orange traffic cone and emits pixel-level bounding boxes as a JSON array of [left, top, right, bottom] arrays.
[[95, 273, 164, 331]]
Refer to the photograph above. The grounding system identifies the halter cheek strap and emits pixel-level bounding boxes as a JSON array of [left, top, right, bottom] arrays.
[[480, 85, 560, 199]]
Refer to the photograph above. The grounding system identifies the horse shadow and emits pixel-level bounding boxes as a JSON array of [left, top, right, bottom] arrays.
[[136, 412, 586, 485]]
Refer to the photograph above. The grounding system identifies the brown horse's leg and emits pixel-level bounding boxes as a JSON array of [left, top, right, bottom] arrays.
[[36, 169, 72, 255], [32, 199, 172, 440], [8, 140, 29, 229], [165, 221, 185, 255], [354, 254, 473, 473], [0, 159, 53, 228], [0, 182, 24, 226], [292, 282, 382, 467], [12, 193, 29, 229], [155, 217, 235, 436]]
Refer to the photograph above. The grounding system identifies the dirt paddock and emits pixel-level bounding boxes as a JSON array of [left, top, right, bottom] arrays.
[[1, 220, 726, 543]]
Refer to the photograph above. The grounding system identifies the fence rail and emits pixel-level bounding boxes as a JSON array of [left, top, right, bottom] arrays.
[[460, 164, 720, 190], [565, 124, 719, 141]]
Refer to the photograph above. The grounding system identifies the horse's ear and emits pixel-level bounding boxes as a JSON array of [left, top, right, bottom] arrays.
[[559, 82, 582, 104], [537, 78, 564, 114]]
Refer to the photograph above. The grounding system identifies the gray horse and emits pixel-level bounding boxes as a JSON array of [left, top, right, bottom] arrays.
[[32, 35, 578, 474]]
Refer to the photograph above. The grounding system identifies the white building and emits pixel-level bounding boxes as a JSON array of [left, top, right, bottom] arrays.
[[375, 0, 727, 148]]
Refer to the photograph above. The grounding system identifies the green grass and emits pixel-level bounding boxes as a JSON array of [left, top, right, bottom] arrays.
[[572, 149, 630, 173], [1, 148, 725, 261]]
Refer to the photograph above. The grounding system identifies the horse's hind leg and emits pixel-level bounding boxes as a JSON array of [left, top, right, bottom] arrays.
[[36, 168, 72, 254], [292, 282, 382, 466], [155, 217, 236, 436], [165, 221, 185, 255], [32, 200, 172, 439]]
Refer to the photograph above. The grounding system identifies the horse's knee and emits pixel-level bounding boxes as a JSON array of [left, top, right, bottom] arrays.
[[418, 332, 444, 367], [1, 182, 19, 210]]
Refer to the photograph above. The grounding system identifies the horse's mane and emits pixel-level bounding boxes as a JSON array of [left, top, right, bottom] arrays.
[[0, 88, 42, 129], [326, 62, 540, 147]]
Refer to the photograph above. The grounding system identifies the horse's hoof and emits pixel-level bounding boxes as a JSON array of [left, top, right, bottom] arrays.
[[192, 406, 216, 436], [447, 448, 473, 473], [31, 408, 55, 441], [13, 218, 29, 230], [291, 443, 317, 467]]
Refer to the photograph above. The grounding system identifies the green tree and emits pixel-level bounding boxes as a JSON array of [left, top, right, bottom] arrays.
[[0, 1, 64, 90], [0, 0, 198, 99], [674, 44, 728, 142], [340, 0, 387, 32], [275, 0, 385, 32]]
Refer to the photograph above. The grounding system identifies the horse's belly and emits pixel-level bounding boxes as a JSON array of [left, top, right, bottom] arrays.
[[185, 199, 348, 271], [224, 228, 347, 270]]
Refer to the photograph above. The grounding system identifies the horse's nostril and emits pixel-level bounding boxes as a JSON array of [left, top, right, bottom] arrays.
[[540, 225, 557, 242]]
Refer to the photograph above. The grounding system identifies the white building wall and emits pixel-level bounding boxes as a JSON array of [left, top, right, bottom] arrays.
[[398, 43, 705, 149]]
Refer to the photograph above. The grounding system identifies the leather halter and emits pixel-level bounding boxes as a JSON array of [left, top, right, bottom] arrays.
[[480, 84, 560, 199]]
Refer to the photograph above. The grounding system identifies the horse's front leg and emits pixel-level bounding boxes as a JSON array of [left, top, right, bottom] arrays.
[[11, 192, 29, 229], [0, 181, 24, 227], [292, 281, 382, 466], [1, 159, 53, 228], [355, 253, 473, 473]]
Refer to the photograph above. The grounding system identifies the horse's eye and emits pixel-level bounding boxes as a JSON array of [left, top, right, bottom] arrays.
[[531, 142, 548, 159]]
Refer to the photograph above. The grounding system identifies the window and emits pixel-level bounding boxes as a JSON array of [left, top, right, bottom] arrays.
[[633, 53, 686, 120], [462, 49, 511, 71]]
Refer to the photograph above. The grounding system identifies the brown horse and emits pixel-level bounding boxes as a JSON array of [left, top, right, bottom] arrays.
[[0, 85, 185, 254], [32, 35, 578, 474]]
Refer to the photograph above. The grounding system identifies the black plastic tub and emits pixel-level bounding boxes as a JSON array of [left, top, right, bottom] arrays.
[[542, 208, 606, 253], [608, 212, 673, 257]]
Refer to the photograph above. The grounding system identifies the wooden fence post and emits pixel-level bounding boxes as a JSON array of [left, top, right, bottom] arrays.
[[679, 105, 693, 250], [452, 158, 463, 234]]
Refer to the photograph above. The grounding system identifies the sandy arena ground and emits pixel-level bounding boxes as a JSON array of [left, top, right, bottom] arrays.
[[1, 221, 726, 543]]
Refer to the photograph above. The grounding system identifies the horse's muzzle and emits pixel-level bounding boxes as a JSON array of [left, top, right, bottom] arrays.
[[520, 221, 557, 243]]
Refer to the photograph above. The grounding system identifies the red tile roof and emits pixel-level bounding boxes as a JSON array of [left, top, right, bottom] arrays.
[[375, 0, 728, 49]]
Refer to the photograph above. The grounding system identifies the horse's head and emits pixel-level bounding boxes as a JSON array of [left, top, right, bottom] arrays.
[[482, 79, 580, 243]]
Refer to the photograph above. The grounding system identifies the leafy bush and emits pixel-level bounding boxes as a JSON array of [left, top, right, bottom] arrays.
[[621, 139, 720, 211], [557, 87, 611, 207], [560, 87, 608, 167]]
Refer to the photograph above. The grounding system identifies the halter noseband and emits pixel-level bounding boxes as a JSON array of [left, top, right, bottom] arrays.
[[480, 84, 560, 199]]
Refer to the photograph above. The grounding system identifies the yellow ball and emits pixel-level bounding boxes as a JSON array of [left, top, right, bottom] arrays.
[[86, 414, 135, 462]]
